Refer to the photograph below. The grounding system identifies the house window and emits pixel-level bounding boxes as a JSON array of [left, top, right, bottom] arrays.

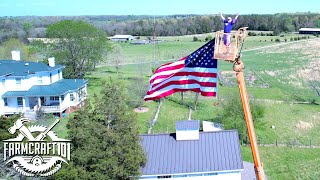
[[2, 79, 5, 86], [16, 78, 22, 85], [37, 76, 43, 84], [70, 94, 74, 101], [4, 98, 8, 106], [157, 175, 172, 179], [61, 95, 64, 101], [17, 97, 23, 107], [50, 96, 59, 101], [50, 73, 52, 83], [58, 70, 61, 80]]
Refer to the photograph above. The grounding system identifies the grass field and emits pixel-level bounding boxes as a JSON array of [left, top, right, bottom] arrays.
[[241, 146, 320, 180]]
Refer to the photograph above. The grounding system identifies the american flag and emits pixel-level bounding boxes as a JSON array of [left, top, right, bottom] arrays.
[[144, 39, 218, 101]]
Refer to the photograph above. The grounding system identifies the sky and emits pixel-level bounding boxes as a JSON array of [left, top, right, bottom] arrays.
[[0, 0, 319, 17]]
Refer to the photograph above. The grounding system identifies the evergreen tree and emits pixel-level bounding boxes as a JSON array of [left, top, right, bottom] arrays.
[[0, 115, 21, 179], [54, 80, 146, 179]]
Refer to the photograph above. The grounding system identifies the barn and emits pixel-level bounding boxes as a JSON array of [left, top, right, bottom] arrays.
[[110, 35, 135, 42], [299, 28, 320, 34]]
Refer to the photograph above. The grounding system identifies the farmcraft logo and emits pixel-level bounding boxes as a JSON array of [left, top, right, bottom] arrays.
[[3, 118, 70, 177]]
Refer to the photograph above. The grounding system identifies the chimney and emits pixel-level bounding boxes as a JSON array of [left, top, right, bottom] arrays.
[[175, 120, 200, 141], [11, 50, 20, 61], [48, 57, 55, 67]]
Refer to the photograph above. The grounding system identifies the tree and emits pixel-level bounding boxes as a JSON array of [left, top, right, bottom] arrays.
[[45, 20, 111, 78], [300, 63, 320, 102], [216, 93, 265, 144], [109, 44, 124, 73], [0, 38, 29, 60], [54, 80, 146, 179], [128, 77, 148, 109], [0, 115, 21, 179], [193, 36, 198, 42], [22, 22, 33, 38]]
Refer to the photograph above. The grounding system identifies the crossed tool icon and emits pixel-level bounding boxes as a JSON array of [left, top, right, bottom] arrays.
[[8, 118, 60, 141]]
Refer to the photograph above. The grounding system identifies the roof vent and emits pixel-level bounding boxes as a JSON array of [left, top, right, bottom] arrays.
[[175, 120, 200, 141], [203, 121, 224, 132]]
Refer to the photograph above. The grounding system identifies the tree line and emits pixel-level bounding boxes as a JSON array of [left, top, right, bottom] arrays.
[[1, 13, 320, 43]]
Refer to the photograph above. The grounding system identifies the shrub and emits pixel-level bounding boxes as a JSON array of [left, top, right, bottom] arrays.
[[275, 38, 280, 42], [273, 29, 281, 36], [248, 32, 257, 36], [205, 35, 213, 41], [193, 36, 198, 42]]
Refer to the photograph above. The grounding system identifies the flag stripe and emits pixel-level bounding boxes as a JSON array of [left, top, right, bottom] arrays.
[[150, 67, 218, 84], [144, 88, 216, 101], [147, 80, 217, 95], [156, 58, 185, 70], [151, 74, 217, 88], [150, 71, 217, 85], [154, 63, 185, 74]]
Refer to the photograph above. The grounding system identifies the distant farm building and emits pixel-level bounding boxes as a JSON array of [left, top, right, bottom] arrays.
[[299, 28, 320, 34], [110, 35, 135, 42]]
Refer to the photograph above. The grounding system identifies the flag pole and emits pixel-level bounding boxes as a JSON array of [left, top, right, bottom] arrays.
[[233, 59, 265, 180]]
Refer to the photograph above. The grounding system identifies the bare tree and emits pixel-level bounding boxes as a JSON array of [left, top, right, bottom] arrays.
[[307, 63, 320, 96], [300, 62, 320, 99], [109, 44, 124, 73]]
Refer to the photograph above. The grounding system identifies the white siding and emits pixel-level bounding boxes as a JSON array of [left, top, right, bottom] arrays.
[[0, 99, 4, 114], [1, 69, 62, 92]]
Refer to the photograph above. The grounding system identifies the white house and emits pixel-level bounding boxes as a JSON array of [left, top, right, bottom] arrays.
[[110, 35, 135, 42], [139, 120, 244, 180], [0, 52, 88, 119]]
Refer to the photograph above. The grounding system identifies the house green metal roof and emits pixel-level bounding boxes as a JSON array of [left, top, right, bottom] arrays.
[[2, 79, 87, 97], [0, 60, 64, 77]]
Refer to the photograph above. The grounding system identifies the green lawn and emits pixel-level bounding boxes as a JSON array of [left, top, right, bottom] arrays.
[[242, 146, 320, 180], [31, 116, 69, 139]]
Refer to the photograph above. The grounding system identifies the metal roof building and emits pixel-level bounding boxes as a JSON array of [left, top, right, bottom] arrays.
[[140, 129, 244, 179], [110, 35, 135, 42], [299, 28, 320, 34]]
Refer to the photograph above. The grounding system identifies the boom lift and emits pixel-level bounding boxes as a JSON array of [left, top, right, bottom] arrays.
[[214, 27, 266, 180]]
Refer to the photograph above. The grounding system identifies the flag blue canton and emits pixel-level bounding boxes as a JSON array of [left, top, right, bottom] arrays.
[[185, 40, 217, 68]]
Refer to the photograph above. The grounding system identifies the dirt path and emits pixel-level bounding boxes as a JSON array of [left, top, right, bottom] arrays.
[[148, 101, 162, 134]]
